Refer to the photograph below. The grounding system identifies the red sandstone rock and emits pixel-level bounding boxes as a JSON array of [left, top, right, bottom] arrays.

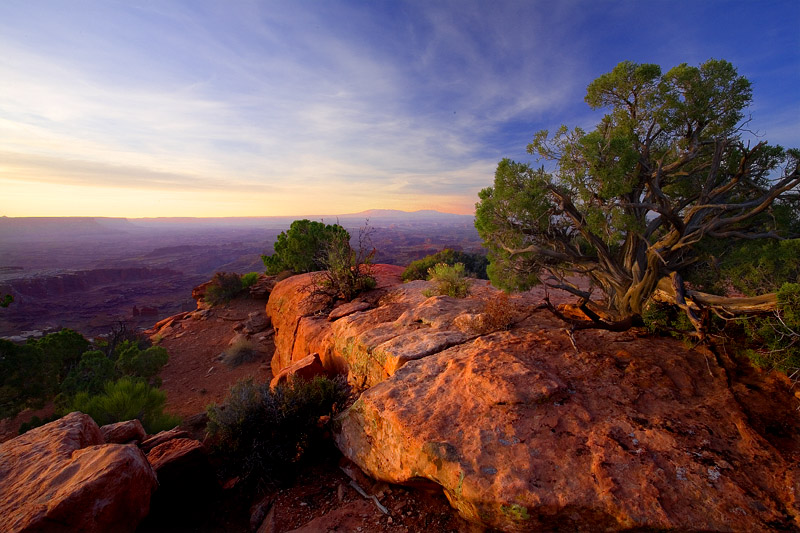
[[100, 419, 146, 444], [249, 274, 277, 299], [0, 412, 157, 533], [146, 437, 205, 472], [270, 352, 326, 390], [140, 427, 190, 453], [336, 325, 800, 531], [328, 300, 371, 321]]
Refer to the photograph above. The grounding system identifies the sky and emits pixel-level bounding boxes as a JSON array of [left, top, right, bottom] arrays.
[[1, 0, 798, 218]]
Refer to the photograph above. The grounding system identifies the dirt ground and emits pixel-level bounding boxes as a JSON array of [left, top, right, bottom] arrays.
[[156, 297, 274, 417]]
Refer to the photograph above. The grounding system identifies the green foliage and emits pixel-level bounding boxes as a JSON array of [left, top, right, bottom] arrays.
[[60, 350, 117, 396], [0, 340, 55, 418], [0, 294, 12, 308], [423, 262, 470, 298], [241, 272, 260, 289], [206, 375, 350, 487], [205, 272, 244, 306], [641, 301, 694, 340], [262, 219, 350, 275], [115, 341, 169, 385], [476, 59, 799, 320], [402, 249, 489, 282], [66, 377, 180, 433], [689, 238, 800, 296], [308, 224, 376, 304], [738, 283, 800, 374], [32, 328, 90, 379]]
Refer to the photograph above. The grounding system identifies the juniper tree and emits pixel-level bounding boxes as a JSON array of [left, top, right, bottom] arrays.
[[476, 60, 799, 330]]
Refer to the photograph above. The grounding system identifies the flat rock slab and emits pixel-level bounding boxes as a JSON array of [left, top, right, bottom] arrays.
[[336, 328, 800, 532], [0, 412, 157, 533]]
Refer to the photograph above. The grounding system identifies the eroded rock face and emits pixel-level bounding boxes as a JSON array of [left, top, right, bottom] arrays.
[[0, 412, 158, 533], [266, 266, 487, 386], [270, 352, 326, 390], [336, 325, 800, 531], [100, 419, 146, 444]]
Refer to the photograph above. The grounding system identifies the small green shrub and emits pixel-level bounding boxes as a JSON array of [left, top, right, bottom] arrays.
[[641, 300, 694, 339], [115, 341, 169, 386], [206, 375, 350, 488], [423, 262, 470, 298], [241, 272, 260, 289], [221, 338, 259, 368], [67, 377, 180, 433], [60, 350, 117, 396], [402, 249, 489, 282], [205, 272, 244, 306], [739, 282, 800, 374]]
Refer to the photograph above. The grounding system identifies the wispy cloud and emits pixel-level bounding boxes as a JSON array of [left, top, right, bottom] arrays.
[[0, 0, 797, 217]]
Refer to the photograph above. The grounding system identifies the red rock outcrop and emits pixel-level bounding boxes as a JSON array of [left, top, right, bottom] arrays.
[[100, 419, 146, 444], [335, 323, 800, 531], [270, 352, 326, 390], [265, 267, 800, 531], [0, 412, 158, 533]]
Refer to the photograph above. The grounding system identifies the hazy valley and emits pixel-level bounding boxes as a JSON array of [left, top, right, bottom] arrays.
[[0, 211, 481, 338]]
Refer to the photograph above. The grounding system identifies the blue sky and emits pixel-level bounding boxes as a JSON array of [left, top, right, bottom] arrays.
[[1, 0, 798, 217]]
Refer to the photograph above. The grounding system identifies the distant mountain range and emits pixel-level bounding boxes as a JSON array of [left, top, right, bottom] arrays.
[[0, 210, 474, 241]]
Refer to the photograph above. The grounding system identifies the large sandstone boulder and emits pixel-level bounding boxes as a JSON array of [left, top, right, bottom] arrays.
[[336, 321, 800, 531], [0, 412, 158, 533], [100, 419, 146, 444], [266, 266, 487, 386]]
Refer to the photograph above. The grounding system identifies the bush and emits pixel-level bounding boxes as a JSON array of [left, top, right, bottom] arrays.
[[205, 272, 244, 306], [423, 263, 470, 298], [308, 224, 376, 305], [206, 375, 350, 488], [67, 377, 180, 433], [641, 300, 695, 340], [60, 350, 117, 396], [220, 338, 259, 368], [482, 293, 518, 333], [241, 272, 260, 289], [115, 341, 169, 386], [0, 340, 57, 418], [402, 249, 489, 282], [739, 283, 800, 374], [32, 329, 90, 379], [262, 220, 350, 275]]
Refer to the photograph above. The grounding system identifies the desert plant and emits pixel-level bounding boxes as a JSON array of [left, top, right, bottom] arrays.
[[115, 341, 169, 386], [206, 375, 350, 488], [220, 337, 259, 368], [205, 272, 244, 306], [307, 223, 376, 305], [262, 219, 350, 275], [60, 350, 117, 396], [241, 272, 260, 289], [67, 377, 180, 433], [738, 283, 800, 374], [476, 59, 799, 333], [402, 249, 489, 282], [424, 262, 470, 298]]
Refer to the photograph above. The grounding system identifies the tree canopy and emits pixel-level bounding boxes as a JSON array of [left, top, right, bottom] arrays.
[[262, 219, 350, 275], [476, 59, 799, 327]]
